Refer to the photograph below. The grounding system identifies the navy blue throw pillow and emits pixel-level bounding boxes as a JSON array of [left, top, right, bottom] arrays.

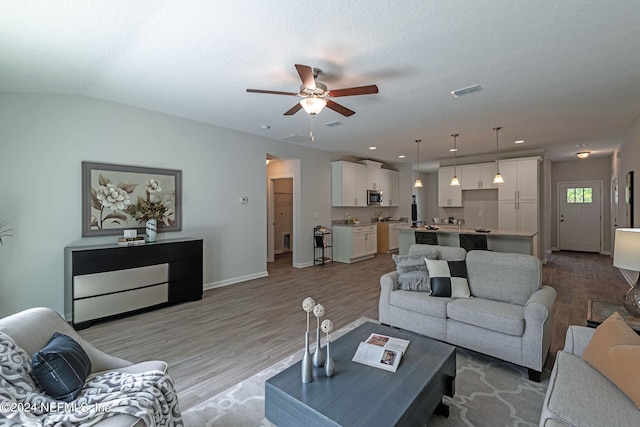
[[31, 332, 92, 402]]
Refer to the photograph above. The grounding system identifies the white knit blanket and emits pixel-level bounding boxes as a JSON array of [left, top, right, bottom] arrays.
[[0, 331, 183, 426]]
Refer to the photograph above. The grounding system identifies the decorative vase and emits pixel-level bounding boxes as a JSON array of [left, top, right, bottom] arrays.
[[623, 279, 640, 316], [312, 327, 325, 367], [325, 339, 335, 377], [301, 331, 312, 383], [145, 219, 157, 243]]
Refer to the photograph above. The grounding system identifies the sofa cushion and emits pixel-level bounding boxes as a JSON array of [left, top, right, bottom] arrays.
[[31, 332, 92, 402], [465, 251, 541, 306], [447, 298, 525, 336], [542, 350, 639, 426], [582, 311, 640, 408], [389, 290, 451, 318], [392, 251, 438, 292], [425, 259, 470, 298]]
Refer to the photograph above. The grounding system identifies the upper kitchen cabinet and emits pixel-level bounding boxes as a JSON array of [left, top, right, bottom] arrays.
[[331, 161, 368, 207], [498, 158, 539, 201], [362, 160, 383, 190], [438, 166, 463, 207], [460, 162, 497, 190], [380, 169, 400, 206]]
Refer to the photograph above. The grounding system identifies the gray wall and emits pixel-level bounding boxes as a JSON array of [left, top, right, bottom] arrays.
[[0, 94, 348, 317]]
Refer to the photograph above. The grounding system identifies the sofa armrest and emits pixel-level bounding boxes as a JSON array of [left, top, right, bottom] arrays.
[[563, 325, 595, 357], [378, 271, 399, 325], [522, 285, 557, 371]]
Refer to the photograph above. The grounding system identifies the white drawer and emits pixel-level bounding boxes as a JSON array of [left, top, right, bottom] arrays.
[[74, 283, 168, 323], [74, 264, 168, 298]]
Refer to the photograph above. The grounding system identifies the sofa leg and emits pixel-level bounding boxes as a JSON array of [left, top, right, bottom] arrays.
[[528, 368, 542, 382]]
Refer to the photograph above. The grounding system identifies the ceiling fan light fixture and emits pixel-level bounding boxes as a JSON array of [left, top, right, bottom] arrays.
[[576, 151, 591, 159], [299, 97, 327, 115]]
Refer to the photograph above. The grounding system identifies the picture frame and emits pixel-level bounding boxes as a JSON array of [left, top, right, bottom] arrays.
[[82, 161, 182, 237]]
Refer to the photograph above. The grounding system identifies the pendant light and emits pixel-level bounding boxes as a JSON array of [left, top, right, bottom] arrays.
[[493, 127, 505, 184], [450, 133, 460, 186], [414, 139, 423, 188]]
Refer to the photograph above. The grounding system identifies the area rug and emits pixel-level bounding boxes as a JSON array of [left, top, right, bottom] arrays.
[[183, 317, 548, 427]]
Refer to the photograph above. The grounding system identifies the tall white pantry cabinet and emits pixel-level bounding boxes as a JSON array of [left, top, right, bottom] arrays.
[[497, 157, 540, 234]]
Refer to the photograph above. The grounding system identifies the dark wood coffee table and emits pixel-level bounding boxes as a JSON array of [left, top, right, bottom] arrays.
[[265, 322, 456, 426]]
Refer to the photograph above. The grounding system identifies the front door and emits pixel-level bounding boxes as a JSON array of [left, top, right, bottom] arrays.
[[558, 181, 602, 252]]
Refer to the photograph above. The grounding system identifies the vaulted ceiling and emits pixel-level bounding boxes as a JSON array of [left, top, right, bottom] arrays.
[[2, 1, 640, 170]]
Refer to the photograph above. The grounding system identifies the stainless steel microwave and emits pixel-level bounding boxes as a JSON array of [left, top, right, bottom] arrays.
[[367, 190, 383, 205]]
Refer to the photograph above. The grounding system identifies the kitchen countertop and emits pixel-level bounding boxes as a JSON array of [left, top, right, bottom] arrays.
[[398, 226, 538, 238]]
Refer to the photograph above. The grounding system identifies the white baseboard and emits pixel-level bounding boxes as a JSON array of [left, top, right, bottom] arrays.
[[618, 268, 636, 287], [204, 271, 269, 290], [294, 261, 314, 268]]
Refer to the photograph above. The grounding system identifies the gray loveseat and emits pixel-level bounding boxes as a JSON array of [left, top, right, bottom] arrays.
[[379, 244, 557, 380], [539, 325, 640, 426], [0, 307, 177, 427]]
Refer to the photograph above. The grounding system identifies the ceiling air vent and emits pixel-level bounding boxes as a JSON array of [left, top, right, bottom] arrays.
[[450, 84, 482, 98], [280, 134, 312, 143], [324, 121, 343, 127]]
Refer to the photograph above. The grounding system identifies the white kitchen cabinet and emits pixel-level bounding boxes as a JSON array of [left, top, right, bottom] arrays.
[[380, 169, 400, 206], [498, 158, 539, 201], [333, 225, 377, 263], [460, 162, 497, 190], [331, 161, 368, 207], [499, 200, 538, 233], [362, 160, 383, 190], [497, 157, 540, 234], [438, 167, 463, 207]]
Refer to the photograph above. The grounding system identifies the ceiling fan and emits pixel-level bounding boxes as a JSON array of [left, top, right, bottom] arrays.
[[246, 64, 378, 117]]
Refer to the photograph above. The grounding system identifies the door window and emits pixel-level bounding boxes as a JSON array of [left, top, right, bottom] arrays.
[[566, 187, 593, 204]]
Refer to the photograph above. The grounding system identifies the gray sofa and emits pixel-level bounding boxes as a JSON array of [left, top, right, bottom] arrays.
[[0, 307, 173, 427], [539, 325, 640, 426], [379, 244, 557, 380]]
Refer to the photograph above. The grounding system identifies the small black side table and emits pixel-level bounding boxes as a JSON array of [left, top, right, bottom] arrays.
[[586, 300, 640, 333]]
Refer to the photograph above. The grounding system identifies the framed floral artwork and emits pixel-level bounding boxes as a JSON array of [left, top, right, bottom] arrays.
[[82, 161, 182, 237]]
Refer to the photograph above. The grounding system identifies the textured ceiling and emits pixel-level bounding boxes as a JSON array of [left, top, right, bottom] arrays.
[[2, 1, 640, 171]]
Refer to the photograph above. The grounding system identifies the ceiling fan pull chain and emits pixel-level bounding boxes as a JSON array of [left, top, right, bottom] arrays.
[[310, 115, 316, 142]]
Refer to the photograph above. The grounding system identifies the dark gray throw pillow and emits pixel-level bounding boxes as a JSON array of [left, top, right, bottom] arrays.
[[392, 251, 438, 292], [32, 332, 92, 402]]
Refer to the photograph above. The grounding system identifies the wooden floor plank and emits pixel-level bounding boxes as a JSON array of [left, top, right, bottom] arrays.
[[79, 250, 629, 411]]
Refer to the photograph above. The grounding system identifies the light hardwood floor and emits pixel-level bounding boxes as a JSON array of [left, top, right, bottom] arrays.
[[79, 250, 630, 411]]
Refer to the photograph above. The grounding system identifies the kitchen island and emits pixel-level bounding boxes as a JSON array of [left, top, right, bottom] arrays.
[[398, 226, 539, 257]]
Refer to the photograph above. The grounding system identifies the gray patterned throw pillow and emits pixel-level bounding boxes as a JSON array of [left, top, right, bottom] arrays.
[[392, 251, 438, 292]]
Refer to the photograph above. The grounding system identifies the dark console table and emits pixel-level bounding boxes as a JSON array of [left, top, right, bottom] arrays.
[[65, 237, 203, 329]]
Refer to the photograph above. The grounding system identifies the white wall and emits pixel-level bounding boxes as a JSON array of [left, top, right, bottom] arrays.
[[0, 94, 335, 317]]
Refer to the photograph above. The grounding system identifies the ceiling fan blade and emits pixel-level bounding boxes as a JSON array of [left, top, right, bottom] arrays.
[[246, 89, 299, 96], [295, 64, 316, 90], [329, 85, 379, 97], [284, 103, 303, 116], [326, 100, 355, 117]]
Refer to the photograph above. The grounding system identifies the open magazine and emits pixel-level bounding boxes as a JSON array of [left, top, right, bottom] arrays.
[[351, 333, 410, 372]]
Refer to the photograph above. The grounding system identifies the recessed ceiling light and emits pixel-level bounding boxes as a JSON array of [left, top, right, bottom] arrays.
[[261, 125, 271, 130], [369, 146, 376, 150], [449, 148, 458, 152], [398, 155, 406, 158], [515, 140, 524, 144]]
